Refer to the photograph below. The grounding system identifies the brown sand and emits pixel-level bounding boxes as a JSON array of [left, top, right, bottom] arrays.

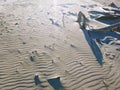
[[0, 0, 120, 90]]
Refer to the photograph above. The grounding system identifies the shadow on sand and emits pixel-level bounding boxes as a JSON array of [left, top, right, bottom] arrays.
[[82, 29, 103, 66]]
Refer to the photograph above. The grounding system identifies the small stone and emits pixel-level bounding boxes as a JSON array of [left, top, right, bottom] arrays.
[[15, 23, 19, 25], [29, 56, 35, 62], [52, 60, 54, 63], [15, 69, 19, 73], [79, 62, 83, 66], [70, 44, 76, 48], [23, 42, 26, 44]]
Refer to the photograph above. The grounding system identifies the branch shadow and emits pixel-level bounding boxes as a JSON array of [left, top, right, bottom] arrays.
[[82, 29, 103, 66]]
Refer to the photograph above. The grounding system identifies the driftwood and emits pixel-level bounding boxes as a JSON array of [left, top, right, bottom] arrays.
[[77, 11, 120, 33], [108, 2, 119, 8], [103, 7, 120, 14], [95, 14, 120, 20], [90, 22, 120, 33], [77, 11, 89, 29]]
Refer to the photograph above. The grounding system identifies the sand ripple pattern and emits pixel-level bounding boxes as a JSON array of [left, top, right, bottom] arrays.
[[0, 0, 120, 90]]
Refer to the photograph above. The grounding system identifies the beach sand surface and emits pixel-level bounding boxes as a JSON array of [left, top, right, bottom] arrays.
[[0, 0, 120, 90]]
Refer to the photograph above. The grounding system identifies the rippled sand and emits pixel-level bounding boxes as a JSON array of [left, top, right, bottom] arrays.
[[0, 0, 120, 90]]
